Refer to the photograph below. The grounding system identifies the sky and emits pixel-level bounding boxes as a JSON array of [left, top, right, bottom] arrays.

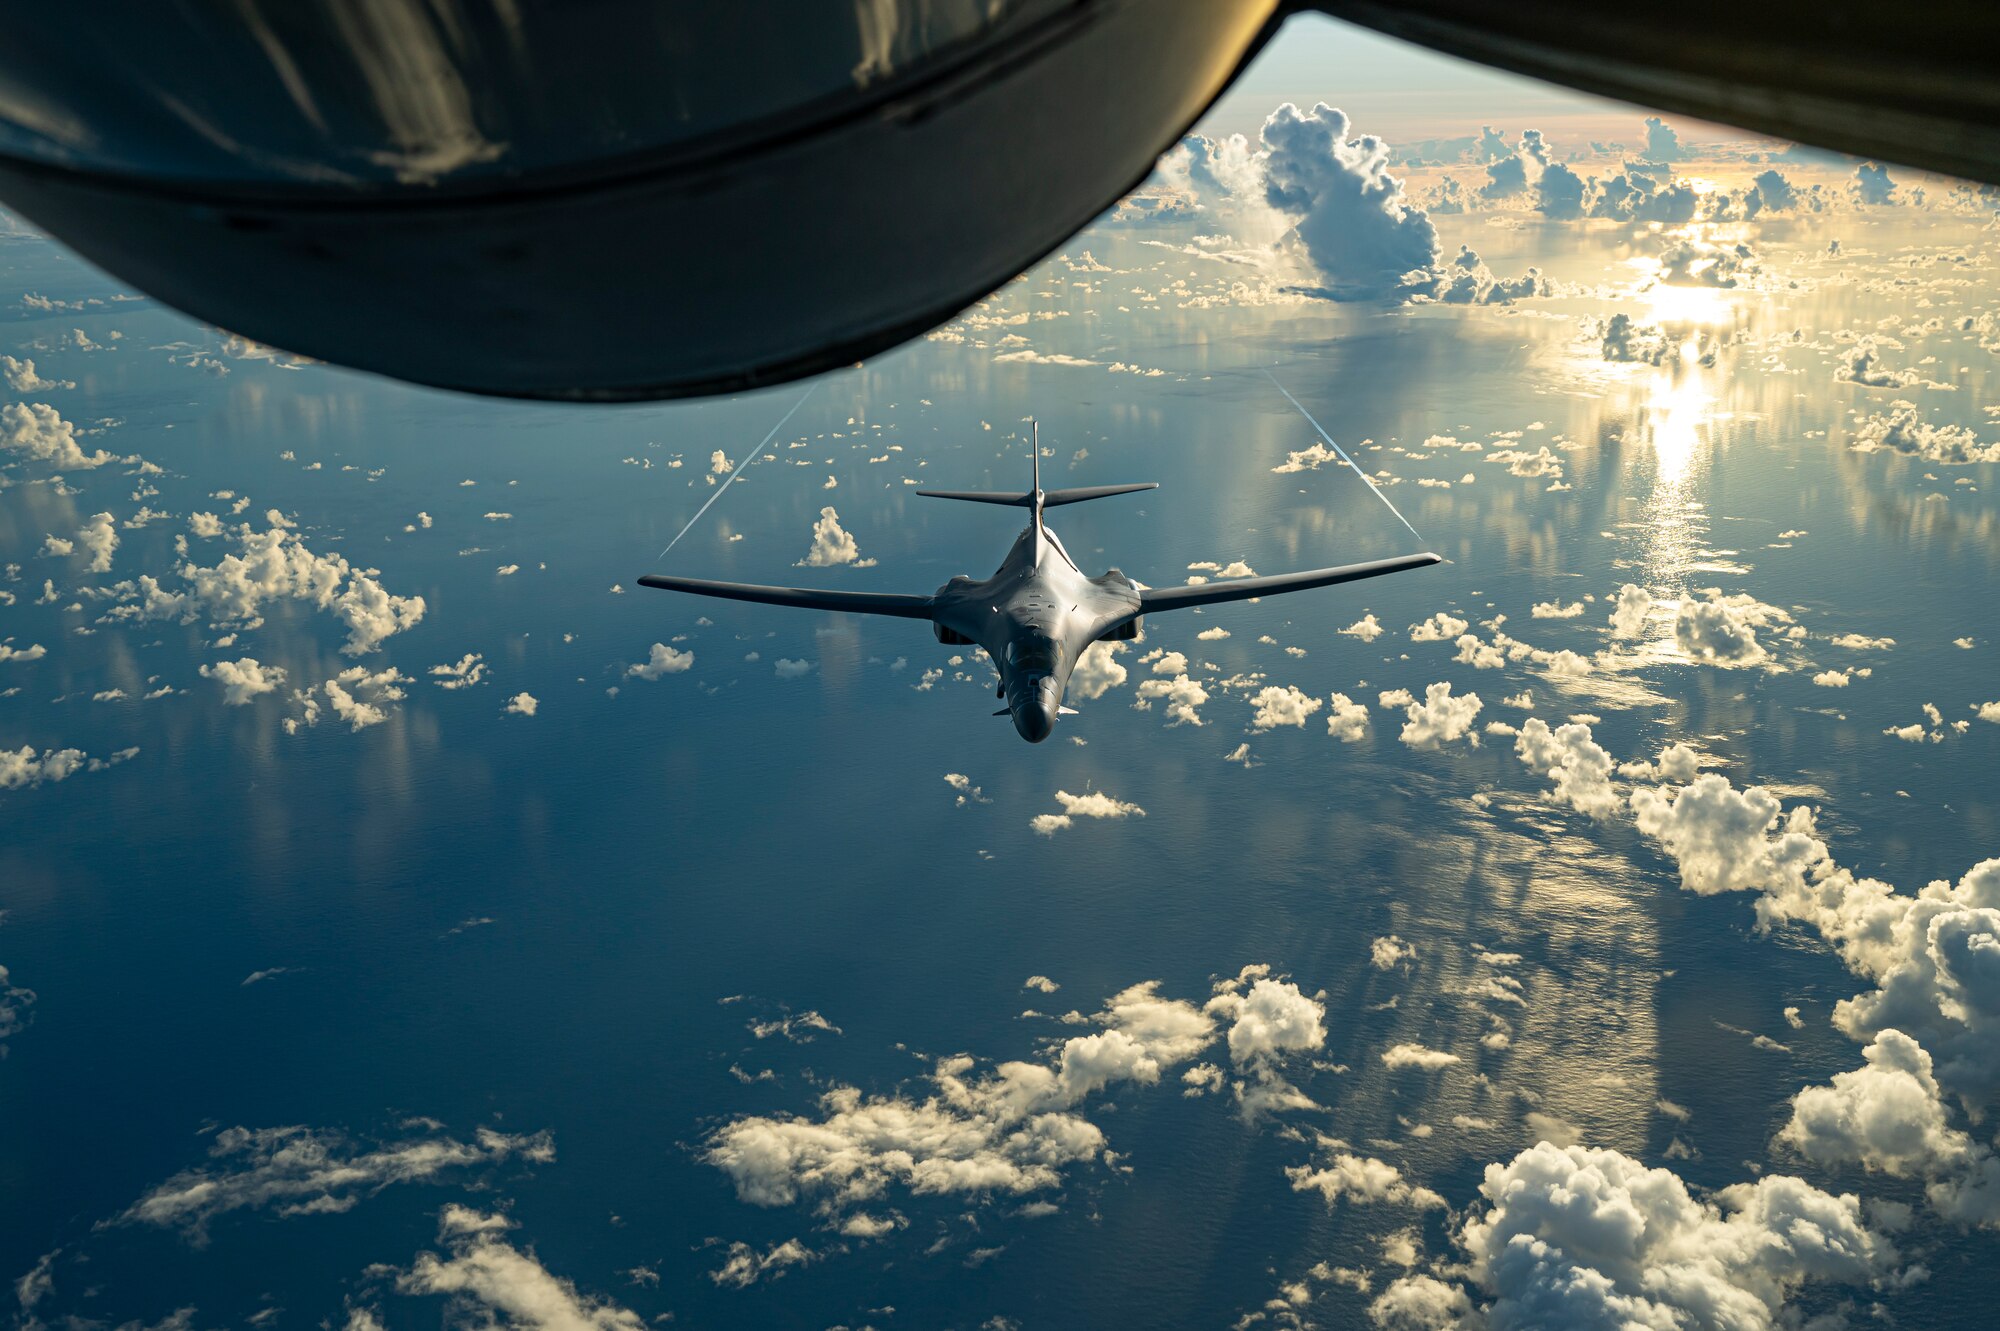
[[5, 12, 2000, 1331]]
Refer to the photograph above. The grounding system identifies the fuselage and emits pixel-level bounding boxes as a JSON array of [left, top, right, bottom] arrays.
[[930, 518, 1141, 743]]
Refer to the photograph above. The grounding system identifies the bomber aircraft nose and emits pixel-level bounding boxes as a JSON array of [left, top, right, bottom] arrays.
[[1012, 678, 1058, 743]]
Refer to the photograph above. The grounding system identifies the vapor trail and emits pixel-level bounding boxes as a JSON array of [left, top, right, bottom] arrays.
[[658, 383, 819, 559], [1263, 369, 1424, 543]]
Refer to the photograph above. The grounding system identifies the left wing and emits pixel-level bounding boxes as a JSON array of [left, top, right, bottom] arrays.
[[1138, 552, 1442, 612], [637, 574, 935, 619]]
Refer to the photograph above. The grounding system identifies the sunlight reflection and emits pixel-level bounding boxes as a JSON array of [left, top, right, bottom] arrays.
[[1643, 283, 1733, 327]]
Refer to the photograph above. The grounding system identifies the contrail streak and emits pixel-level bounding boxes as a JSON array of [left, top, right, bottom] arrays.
[[1263, 369, 1424, 543], [658, 383, 819, 559]]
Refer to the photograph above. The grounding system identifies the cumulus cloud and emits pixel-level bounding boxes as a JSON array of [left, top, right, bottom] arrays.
[[0, 402, 115, 469], [1600, 313, 1671, 365], [1853, 162, 1897, 206], [395, 1207, 644, 1329], [1288, 1151, 1446, 1210], [323, 666, 410, 730], [1381, 1043, 1458, 1071], [1514, 718, 1619, 819], [1835, 340, 1923, 389], [115, 1124, 553, 1244], [1410, 612, 1469, 643], [430, 653, 488, 689], [100, 521, 425, 655], [1326, 691, 1370, 742], [503, 691, 538, 717], [1608, 583, 1652, 638], [627, 643, 693, 679], [1, 356, 72, 391], [0, 742, 139, 790], [1249, 684, 1321, 731], [1370, 1142, 1899, 1331], [1134, 673, 1209, 727], [1205, 966, 1327, 1116], [1848, 404, 2000, 464], [1260, 103, 1439, 299], [1676, 590, 1789, 667], [54, 512, 118, 573], [1069, 641, 1129, 700], [200, 657, 286, 706], [1031, 789, 1146, 836], [708, 1237, 816, 1290], [1340, 613, 1385, 642], [704, 980, 1217, 1214], [798, 506, 875, 568], [1387, 682, 1482, 749]]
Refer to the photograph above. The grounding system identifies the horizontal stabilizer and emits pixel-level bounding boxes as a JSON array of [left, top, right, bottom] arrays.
[[637, 574, 935, 619], [916, 483, 1156, 508], [1138, 552, 1443, 612]]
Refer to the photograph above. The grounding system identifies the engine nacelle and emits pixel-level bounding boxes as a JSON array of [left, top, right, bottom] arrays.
[[935, 624, 973, 645], [1099, 616, 1142, 642]]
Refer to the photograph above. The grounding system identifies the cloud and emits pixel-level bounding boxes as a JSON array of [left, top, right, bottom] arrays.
[[704, 980, 1215, 1214], [1641, 115, 1684, 162], [0, 642, 48, 663], [1340, 614, 1384, 642], [1513, 718, 1619, 819], [1854, 162, 1897, 206], [627, 643, 693, 679], [1600, 314, 1671, 365], [1381, 1043, 1458, 1070], [1260, 103, 1439, 300], [1388, 682, 1482, 749], [1418, 246, 1551, 306], [709, 1237, 816, 1289], [1, 356, 72, 391], [1272, 441, 1339, 473], [1205, 967, 1327, 1115], [54, 512, 119, 573], [1289, 1152, 1446, 1210], [1609, 583, 1652, 638], [798, 506, 875, 568], [1372, 936, 1415, 970], [1535, 160, 1587, 219], [1656, 238, 1754, 288], [115, 1124, 553, 1244], [1835, 340, 1922, 389], [1371, 1142, 1899, 1331], [1133, 674, 1209, 727], [1326, 692, 1370, 742], [0, 403, 114, 468], [1676, 591, 1789, 667], [430, 653, 488, 689], [1069, 641, 1129, 700], [0, 963, 36, 1045], [323, 666, 409, 730], [1249, 685, 1321, 731], [1848, 404, 2000, 463], [200, 657, 286, 706], [0, 743, 139, 789], [1410, 612, 1468, 643], [503, 692, 538, 717], [395, 1207, 644, 1329], [773, 658, 812, 679], [101, 521, 425, 655], [1032, 788, 1146, 836]]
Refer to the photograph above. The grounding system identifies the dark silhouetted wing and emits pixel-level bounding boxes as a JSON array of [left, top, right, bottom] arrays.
[[1138, 553, 1442, 612], [637, 575, 935, 619]]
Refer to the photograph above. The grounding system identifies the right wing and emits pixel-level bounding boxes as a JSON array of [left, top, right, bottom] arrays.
[[1138, 552, 1442, 612], [637, 574, 935, 619]]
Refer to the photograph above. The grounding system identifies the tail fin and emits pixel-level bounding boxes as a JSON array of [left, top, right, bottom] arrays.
[[1030, 420, 1042, 564], [911, 421, 1159, 525]]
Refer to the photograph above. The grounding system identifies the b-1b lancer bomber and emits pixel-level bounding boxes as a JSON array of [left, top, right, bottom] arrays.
[[639, 426, 1440, 742]]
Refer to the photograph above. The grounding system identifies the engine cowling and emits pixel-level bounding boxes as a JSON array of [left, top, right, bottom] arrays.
[[1099, 617, 1142, 642]]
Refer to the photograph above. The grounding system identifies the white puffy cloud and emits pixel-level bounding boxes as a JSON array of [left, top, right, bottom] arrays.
[[1372, 935, 1415, 970], [797, 506, 875, 568], [1381, 1043, 1458, 1070], [1513, 719, 1619, 819], [1609, 583, 1652, 639], [0, 402, 114, 468], [1848, 404, 2000, 464], [430, 653, 488, 689], [395, 1207, 643, 1329], [1340, 613, 1385, 642], [503, 691, 538, 717], [1675, 591, 1788, 667], [1031, 788, 1146, 836], [1259, 103, 1439, 300], [1410, 612, 1468, 643], [1289, 1152, 1446, 1210], [1, 356, 72, 391], [324, 667, 410, 730], [1134, 674, 1208, 727], [704, 981, 1216, 1214], [1777, 1029, 1975, 1179], [1069, 640, 1129, 700], [627, 643, 693, 679], [1249, 684, 1321, 731], [1389, 682, 1483, 749], [0, 743, 139, 789], [1530, 600, 1584, 620], [68, 512, 118, 573], [115, 1124, 553, 1244], [708, 1237, 816, 1290], [1630, 775, 1827, 897], [0, 642, 48, 663], [1326, 691, 1370, 742], [200, 657, 286, 706], [1374, 1143, 1899, 1331], [102, 522, 425, 656], [1204, 967, 1327, 1116]]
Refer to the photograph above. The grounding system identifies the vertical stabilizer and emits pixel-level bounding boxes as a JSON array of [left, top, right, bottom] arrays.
[[1029, 419, 1044, 565]]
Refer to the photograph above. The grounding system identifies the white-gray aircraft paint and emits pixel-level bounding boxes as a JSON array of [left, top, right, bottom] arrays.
[[640, 425, 1439, 742]]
